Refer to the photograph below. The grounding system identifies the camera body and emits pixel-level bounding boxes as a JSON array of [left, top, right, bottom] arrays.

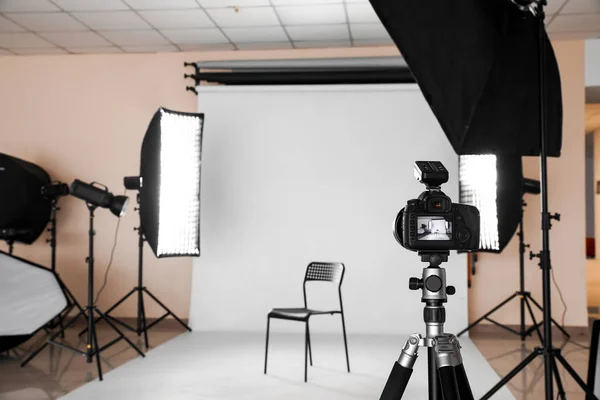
[[394, 161, 480, 252]]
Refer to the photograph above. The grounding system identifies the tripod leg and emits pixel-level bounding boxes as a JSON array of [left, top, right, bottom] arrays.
[[379, 334, 420, 400], [437, 366, 460, 400], [140, 291, 149, 350], [551, 355, 566, 400], [480, 349, 540, 400], [554, 352, 600, 399], [428, 348, 442, 400], [91, 313, 103, 381], [94, 309, 145, 358], [457, 293, 518, 337], [455, 363, 475, 400], [524, 297, 544, 343], [143, 288, 192, 332], [528, 296, 571, 339]]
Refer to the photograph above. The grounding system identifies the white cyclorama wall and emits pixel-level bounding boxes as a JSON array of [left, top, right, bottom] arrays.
[[190, 85, 467, 334]]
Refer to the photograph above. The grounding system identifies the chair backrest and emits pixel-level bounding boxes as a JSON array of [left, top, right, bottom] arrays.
[[304, 262, 345, 285], [303, 262, 345, 310]]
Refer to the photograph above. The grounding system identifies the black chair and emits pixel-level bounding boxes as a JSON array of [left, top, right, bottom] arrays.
[[264, 261, 350, 382]]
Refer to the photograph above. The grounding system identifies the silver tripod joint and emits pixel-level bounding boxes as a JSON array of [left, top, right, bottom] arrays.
[[398, 333, 423, 369], [432, 334, 463, 368]]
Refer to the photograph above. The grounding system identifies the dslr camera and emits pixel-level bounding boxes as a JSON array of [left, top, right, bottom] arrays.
[[394, 161, 480, 253]]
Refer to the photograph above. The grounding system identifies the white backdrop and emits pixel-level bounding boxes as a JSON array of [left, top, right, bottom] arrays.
[[190, 85, 466, 334]]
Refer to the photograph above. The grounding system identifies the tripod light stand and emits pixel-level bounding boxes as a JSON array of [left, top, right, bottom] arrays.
[[97, 191, 192, 350], [457, 195, 569, 341], [480, 3, 596, 399], [22, 181, 145, 381]]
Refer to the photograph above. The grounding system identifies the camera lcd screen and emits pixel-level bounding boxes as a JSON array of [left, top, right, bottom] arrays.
[[417, 216, 452, 241]]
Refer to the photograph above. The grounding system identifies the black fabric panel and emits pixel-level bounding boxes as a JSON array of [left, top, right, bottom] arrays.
[[496, 156, 523, 252], [139, 110, 163, 257], [0, 153, 51, 244], [368, 0, 562, 157]]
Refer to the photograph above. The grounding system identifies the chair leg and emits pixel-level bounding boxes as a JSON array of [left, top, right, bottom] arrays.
[[340, 312, 350, 373], [264, 317, 270, 375], [304, 322, 308, 383], [306, 320, 313, 366]]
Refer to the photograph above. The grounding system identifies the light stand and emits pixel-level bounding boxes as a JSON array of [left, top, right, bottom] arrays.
[[480, 2, 597, 399], [88, 194, 192, 350], [21, 205, 145, 381], [44, 198, 85, 335], [457, 200, 569, 341]]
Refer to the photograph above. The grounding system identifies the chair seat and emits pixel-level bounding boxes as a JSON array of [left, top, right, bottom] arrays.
[[268, 307, 337, 321]]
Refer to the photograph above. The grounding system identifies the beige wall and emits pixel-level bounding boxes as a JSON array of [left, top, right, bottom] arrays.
[[0, 46, 400, 319], [469, 41, 589, 327]]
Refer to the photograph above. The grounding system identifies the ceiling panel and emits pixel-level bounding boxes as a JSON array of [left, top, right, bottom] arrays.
[[286, 24, 349, 41], [161, 28, 229, 44], [41, 31, 111, 47], [11, 47, 67, 55], [276, 5, 346, 25], [0, 0, 59, 13], [223, 26, 288, 42], [67, 46, 123, 54], [346, 3, 380, 24], [207, 7, 280, 28], [236, 41, 293, 50], [197, 0, 270, 7], [8, 12, 87, 32], [0, 49, 14, 55], [350, 23, 390, 40], [100, 30, 170, 46], [178, 43, 235, 51], [294, 40, 351, 48], [124, 0, 200, 10], [548, 14, 600, 32], [139, 10, 214, 29], [271, 0, 344, 5], [72, 11, 151, 30], [0, 32, 54, 48], [51, 0, 129, 11], [0, 15, 26, 33], [121, 44, 179, 52]]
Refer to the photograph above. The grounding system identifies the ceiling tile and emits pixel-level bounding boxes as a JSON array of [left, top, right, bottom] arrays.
[[548, 31, 600, 40], [41, 31, 111, 47], [124, 0, 199, 9], [71, 11, 151, 30], [139, 10, 214, 29], [350, 23, 390, 40], [8, 13, 87, 32], [545, 0, 568, 15], [207, 7, 279, 27], [346, 3, 380, 24], [236, 41, 292, 49], [548, 14, 600, 32], [51, 0, 129, 11], [198, 0, 270, 7], [0, 0, 59, 12], [0, 33, 54, 48], [223, 26, 287, 42], [560, 0, 600, 14], [67, 46, 123, 53], [178, 43, 235, 51], [161, 28, 229, 44], [11, 47, 67, 55], [277, 4, 346, 25], [121, 44, 179, 52], [0, 49, 13, 55], [100, 30, 170, 46], [293, 40, 350, 48], [271, 0, 343, 5], [286, 24, 349, 41], [0, 15, 26, 33]]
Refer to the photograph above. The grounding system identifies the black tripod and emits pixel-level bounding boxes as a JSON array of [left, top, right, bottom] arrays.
[[85, 196, 192, 350], [457, 200, 569, 341], [21, 204, 145, 380], [380, 252, 474, 400], [481, 3, 596, 399], [44, 198, 85, 334]]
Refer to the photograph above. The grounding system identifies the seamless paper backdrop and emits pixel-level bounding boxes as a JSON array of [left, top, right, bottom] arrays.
[[190, 85, 466, 334]]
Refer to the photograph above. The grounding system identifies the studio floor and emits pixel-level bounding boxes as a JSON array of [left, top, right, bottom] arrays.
[[0, 321, 592, 400]]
